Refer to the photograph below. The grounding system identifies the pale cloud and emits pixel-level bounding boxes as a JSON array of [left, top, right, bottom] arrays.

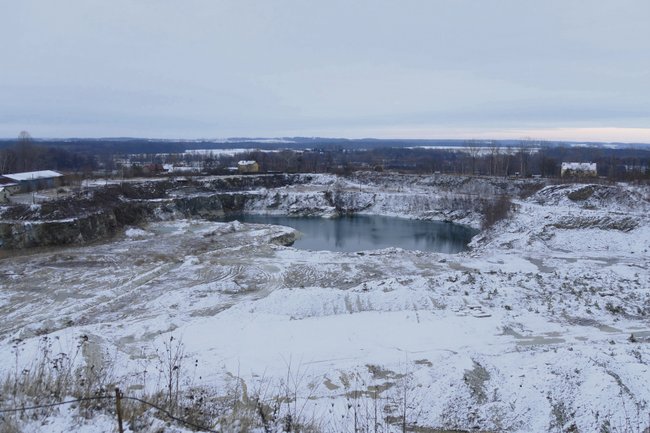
[[343, 127, 650, 144], [1, 0, 648, 142]]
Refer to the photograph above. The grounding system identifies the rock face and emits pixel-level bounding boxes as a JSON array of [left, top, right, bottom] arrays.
[[0, 212, 119, 249], [0, 173, 540, 249], [0, 175, 306, 249]]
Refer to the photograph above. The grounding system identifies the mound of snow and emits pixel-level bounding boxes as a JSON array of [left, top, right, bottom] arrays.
[[532, 184, 649, 212], [124, 227, 153, 238]]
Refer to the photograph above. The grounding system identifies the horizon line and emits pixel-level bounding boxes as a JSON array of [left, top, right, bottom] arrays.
[[0, 136, 649, 146]]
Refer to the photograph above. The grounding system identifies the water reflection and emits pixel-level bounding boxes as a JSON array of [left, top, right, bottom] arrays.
[[218, 214, 478, 253]]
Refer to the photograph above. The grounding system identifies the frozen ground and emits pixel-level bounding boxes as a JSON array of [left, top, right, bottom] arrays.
[[0, 181, 649, 432]]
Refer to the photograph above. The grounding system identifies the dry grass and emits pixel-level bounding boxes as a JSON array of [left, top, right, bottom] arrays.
[[0, 336, 326, 433]]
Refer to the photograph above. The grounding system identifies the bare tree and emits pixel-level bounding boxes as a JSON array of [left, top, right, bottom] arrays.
[[16, 131, 35, 172], [0, 148, 16, 174], [488, 141, 500, 176], [516, 138, 538, 177], [464, 139, 482, 175]]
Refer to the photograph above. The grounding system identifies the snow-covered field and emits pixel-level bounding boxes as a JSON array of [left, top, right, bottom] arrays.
[[0, 180, 649, 432]]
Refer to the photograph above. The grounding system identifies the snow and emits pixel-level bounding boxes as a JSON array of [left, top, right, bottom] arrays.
[[18, 411, 121, 433], [2, 170, 63, 181], [186, 148, 283, 156], [561, 162, 597, 172], [0, 178, 649, 432], [406, 145, 541, 155], [125, 227, 153, 238]]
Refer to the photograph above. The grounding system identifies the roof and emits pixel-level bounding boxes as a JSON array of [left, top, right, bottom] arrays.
[[0, 178, 19, 186], [2, 170, 64, 181], [561, 162, 596, 171], [238, 160, 257, 166]]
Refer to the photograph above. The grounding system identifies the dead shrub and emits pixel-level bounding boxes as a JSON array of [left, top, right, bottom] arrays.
[[481, 195, 513, 229]]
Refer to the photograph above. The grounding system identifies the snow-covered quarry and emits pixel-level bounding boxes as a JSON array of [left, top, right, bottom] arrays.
[[0, 174, 649, 433]]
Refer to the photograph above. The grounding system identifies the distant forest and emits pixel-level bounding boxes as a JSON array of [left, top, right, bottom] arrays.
[[0, 134, 648, 180], [0, 133, 97, 174]]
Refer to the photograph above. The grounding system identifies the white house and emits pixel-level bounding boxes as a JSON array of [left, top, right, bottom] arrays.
[[1, 170, 64, 192], [237, 160, 259, 173], [561, 162, 597, 177]]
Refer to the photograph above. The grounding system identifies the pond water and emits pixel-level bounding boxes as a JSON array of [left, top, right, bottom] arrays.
[[219, 214, 478, 253]]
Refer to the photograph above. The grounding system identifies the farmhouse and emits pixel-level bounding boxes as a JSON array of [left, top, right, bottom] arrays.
[[238, 160, 259, 173], [0, 170, 64, 193], [561, 162, 597, 177]]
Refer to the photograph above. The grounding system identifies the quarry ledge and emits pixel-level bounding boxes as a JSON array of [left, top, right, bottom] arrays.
[[0, 172, 516, 249]]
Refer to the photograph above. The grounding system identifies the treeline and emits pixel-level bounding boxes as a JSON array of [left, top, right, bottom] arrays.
[[1, 134, 649, 181], [0, 137, 471, 155], [123, 144, 650, 181], [0, 133, 97, 174], [213, 145, 650, 180]]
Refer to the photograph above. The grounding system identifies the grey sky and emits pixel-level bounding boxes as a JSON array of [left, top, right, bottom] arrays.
[[1, 0, 649, 141]]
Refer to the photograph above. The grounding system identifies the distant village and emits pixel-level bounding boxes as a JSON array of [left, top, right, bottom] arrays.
[[1, 134, 648, 204]]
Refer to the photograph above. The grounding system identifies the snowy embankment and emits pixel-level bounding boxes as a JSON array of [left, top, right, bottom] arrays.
[[233, 172, 513, 228], [0, 180, 648, 432]]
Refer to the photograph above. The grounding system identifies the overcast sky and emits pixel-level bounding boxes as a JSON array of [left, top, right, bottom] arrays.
[[1, 0, 649, 142]]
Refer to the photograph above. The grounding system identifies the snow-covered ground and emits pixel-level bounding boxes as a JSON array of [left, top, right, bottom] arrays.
[[0, 180, 649, 432]]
